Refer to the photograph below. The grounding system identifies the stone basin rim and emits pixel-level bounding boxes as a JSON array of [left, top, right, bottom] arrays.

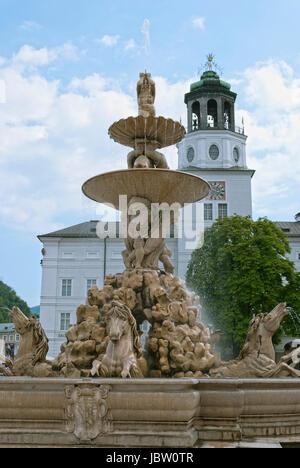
[[2, 376, 300, 385], [108, 115, 186, 150], [82, 168, 211, 208]]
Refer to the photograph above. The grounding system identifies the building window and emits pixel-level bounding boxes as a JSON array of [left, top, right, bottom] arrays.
[[87, 279, 97, 295], [2, 335, 7, 342], [233, 147, 240, 163], [60, 313, 71, 331], [187, 147, 195, 163], [298, 253, 300, 261], [204, 204, 213, 221], [62, 279, 72, 297], [218, 204, 228, 218], [62, 251, 74, 259], [86, 251, 100, 259], [209, 144, 220, 160], [15, 334, 20, 342], [9, 335, 14, 342]]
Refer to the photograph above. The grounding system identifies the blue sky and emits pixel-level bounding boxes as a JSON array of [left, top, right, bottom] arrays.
[[0, 0, 300, 306]]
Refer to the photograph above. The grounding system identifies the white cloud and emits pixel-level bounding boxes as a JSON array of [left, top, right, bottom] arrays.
[[98, 35, 120, 47], [0, 78, 6, 103], [192, 17, 205, 30], [124, 39, 137, 52], [12, 45, 56, 66], [234, 59, 300, 220], [20, 20, 42, 32], [11, 43, 80, 68], [0, 53, 136, 233]]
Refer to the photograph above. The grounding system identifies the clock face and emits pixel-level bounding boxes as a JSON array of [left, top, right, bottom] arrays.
[[207, 181, 226, 201]]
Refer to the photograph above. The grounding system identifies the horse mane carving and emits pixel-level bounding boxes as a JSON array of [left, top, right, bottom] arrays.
[[31, 316, 49, 365], [9, 307, 49, 376], [91, 300, 144, 379], [105, 300, 142, 359], [238, 313, 265, 360]]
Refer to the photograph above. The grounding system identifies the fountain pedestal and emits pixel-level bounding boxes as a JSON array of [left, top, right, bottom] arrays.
[[0, 377, 300, 448]]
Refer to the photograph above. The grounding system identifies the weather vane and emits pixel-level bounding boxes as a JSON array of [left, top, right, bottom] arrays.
[[198, 53, 223, 77]]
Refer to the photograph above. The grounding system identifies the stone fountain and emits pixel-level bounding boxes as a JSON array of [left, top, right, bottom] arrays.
[[1, 73, 300, 448]]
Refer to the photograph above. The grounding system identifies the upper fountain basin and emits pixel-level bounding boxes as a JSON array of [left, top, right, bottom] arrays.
[[108, 115, 186, 150]]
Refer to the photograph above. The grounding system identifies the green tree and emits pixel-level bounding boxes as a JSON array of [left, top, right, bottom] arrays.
[[186, 215, 300, 357], [0, 281, 31, 323]]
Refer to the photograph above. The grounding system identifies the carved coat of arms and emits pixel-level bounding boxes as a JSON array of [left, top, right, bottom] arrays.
[[65, 384, 113, 441]]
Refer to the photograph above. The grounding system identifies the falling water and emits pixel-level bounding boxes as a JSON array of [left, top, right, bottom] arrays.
[[0, 307, 12, 313], [164, 119, 167, 146], [144, 117, 147, 157], [287, 307, 300, 334], [109, 342, 115, 377], [173, 121, 176, 144], [141, 19, 151, 74]]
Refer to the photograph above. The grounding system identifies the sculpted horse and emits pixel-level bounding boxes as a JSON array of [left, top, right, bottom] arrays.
[[91, 300, 145, 378], [211, 303, 300, 378], [0, 307, 49, 377]]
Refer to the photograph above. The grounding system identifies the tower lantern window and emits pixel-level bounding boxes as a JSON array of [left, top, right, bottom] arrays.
[[192, 101, 200, 131], [224, 101, 232, 130], [207, 99, 218, 128]]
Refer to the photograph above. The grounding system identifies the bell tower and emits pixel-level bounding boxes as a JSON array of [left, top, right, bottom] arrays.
[[177, 55, 254, 224], [176, 55, 255, 277]]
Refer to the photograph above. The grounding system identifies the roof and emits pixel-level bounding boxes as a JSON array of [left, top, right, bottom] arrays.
[[0, 323, 15, 333], [190, 71, 231, 92], [38, 219, 176, 241], [38, 220, 120, 240], [185, 70, 237, 104], [275, 221, 300, 238]]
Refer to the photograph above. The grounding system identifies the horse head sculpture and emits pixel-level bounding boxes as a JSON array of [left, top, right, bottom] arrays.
[[239, 303, 289, 362], [91, 300, 144, 379], [8, 307, 49, 376]]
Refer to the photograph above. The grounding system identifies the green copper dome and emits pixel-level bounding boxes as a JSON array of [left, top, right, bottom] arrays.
[[190, 70, 231, 92]]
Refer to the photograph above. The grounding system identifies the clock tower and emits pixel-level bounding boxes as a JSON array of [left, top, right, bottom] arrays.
[[176, 56, 255, 276]]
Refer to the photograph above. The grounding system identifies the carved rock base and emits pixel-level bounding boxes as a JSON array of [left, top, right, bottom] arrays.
[[51, 269, 219, 379]]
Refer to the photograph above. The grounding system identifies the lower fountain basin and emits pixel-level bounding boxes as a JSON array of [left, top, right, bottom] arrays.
[[0, 377, 300, 448], [82, 168, 210, 209]]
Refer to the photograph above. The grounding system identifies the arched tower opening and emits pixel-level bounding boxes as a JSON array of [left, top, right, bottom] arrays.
[[224, 101, 232, 130], [192, 101, 200, 131], [207, 99, 218, 128]]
